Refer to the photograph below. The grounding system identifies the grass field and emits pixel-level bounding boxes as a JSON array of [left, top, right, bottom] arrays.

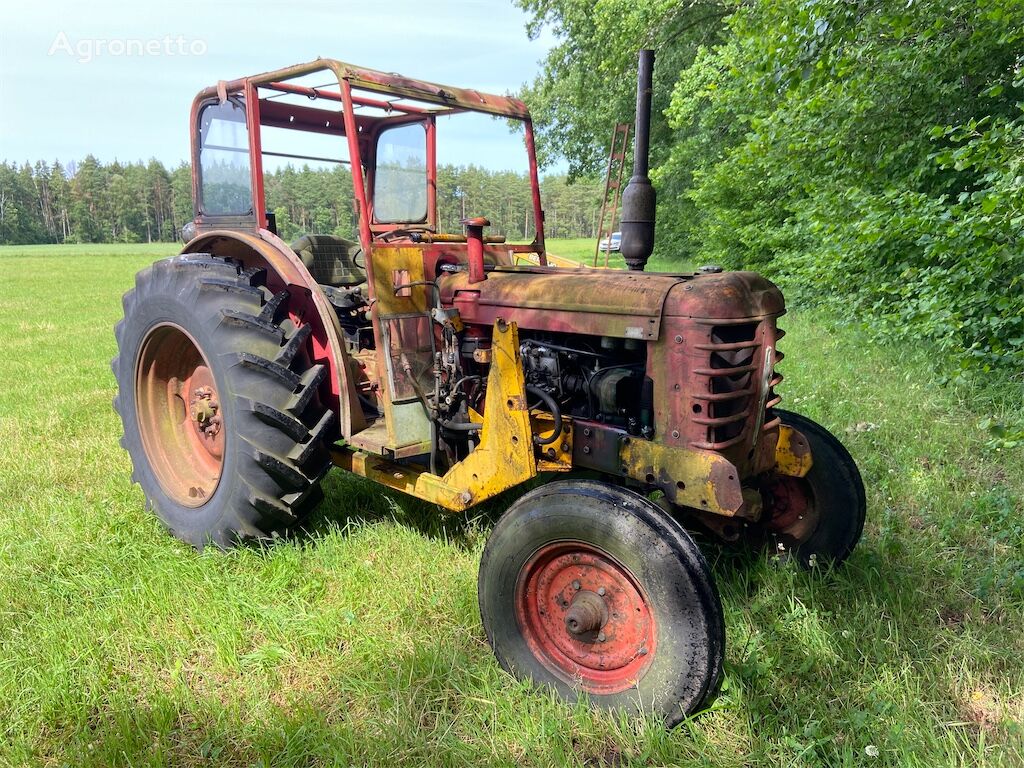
[[0, 242, 1021, 767], [543, 238, 679, 271]]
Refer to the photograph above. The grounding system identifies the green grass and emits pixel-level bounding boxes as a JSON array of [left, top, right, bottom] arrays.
[[545, 237, 685, 271], [0, 242, 1021, 767]]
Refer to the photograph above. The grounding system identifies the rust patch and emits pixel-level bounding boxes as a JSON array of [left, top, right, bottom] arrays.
[[775, 425, 814, 478], [441, 268, 681, 340], [709, 458, 745, 516]]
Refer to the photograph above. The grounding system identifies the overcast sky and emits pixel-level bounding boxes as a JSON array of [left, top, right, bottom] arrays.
[[0, 0, 556, 168]]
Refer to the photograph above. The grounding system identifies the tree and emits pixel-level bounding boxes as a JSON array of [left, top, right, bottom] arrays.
[[519, 0, 1024, 372], [68, 155, 106, 243]]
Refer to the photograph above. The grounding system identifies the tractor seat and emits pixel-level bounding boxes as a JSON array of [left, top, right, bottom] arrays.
[[291, 234, 366, 287]]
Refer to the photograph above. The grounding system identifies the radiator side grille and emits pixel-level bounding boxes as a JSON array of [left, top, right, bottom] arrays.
[[689, 318, 782, 451]]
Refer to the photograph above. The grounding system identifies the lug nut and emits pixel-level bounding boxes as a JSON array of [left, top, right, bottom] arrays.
[[572, 580, 581, 591], [597, 587, 606, 596], [598, 631, 606, 642]]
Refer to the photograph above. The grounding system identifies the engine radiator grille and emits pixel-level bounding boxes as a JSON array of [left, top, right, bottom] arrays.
[[688, 316, 783, 452]]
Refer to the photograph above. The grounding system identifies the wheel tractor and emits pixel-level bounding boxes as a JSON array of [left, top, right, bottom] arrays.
[[113, 51, 865, 725]]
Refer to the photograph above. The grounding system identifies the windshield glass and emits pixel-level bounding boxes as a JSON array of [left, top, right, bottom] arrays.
[[434, 112, 535, 243]]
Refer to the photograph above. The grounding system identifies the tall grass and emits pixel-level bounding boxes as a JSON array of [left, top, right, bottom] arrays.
[[0, 243, 1020, 766]]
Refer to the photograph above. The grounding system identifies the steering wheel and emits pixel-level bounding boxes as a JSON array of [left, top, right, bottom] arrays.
[[374, 226, 434, 243]]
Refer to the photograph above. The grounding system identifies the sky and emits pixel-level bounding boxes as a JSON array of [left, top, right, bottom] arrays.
[[0, 0, 557, 169]]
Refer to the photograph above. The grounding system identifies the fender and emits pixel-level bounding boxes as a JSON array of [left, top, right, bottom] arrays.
[[181, 228, 366, 439]]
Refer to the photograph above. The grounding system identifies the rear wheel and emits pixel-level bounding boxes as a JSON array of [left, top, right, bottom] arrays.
[[113, 254, 335, 548], [758, 410, 866, 567], [478, 479, 724, 725]]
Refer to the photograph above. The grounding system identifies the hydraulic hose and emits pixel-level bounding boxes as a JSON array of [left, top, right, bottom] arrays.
[[438, 417, 482, 433], [526, 385, 563, 446]]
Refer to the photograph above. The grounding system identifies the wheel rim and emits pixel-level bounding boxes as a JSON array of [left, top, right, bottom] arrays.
[[515, 541, 656, 694], [135, 323, 224, 507], [762, 474, 818, 553]]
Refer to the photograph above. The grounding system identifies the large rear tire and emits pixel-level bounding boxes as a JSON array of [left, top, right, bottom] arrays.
[[478, 479, 724, 726], [112, 254, 335, 548]]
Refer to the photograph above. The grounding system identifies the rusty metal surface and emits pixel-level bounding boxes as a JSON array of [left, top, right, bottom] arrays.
[[662, 271, 785, 320], [533, 413, 573, 471], [619, 435, 745, 516], [571, 422, 627, 475], [463, 217, 490, 284], [363, 246, 432, 449], [762, 473, 818, 549], [440, 268, 686, 340], [191, 58, 532, 121], [331, 446, 471, 510], [335, 320, 537, 511], [336, 61, 532, 119], [571, 421, 746, 516], [440, 320, 537, 504], [188, 57, 548, 258], [514, 541, 656, 694], [346, 420, 431, 459], [135, 323, 223, 508], [774, 425, 813, 478], [647, 271, 786, 480]]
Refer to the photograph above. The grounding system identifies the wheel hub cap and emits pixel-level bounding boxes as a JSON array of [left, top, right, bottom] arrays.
[[515, 542, 656, 694], [763, 474, 818, 550]]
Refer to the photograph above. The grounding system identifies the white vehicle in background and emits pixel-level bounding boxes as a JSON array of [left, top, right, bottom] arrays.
[[598, 231, 621, 252]]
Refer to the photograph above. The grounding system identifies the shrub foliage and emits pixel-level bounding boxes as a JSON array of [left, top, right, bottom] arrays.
[[520, 0, 1024, 372]]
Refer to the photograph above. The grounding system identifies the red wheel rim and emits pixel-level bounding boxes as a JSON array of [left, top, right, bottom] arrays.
[[515, 541, 656, 694], [135, 323, 224, 507], [762, 474, 817, 549]]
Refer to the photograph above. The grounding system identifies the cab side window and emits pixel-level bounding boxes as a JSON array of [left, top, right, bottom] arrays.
[[373, 122, 427, 223], [198, 100, 253, 216]]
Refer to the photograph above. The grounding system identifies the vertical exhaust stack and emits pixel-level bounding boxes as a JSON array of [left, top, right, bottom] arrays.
[[620, 49, 656, 272]]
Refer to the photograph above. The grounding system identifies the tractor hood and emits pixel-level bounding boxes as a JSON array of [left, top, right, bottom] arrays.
[[438, 266, 783, 341]]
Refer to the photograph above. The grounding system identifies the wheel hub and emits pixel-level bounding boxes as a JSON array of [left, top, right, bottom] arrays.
[[190, 385, 222, 438], [762, 474, 818, 550], [515, 542, 656, 694], [135, 324, 225, 507], [564, 589, 608, 636]]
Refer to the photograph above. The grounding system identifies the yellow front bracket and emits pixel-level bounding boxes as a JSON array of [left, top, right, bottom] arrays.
[[331, 318, 537, 511], [440, 319, 537, 504], [619, 438, 744, 516], [774, 425, 813, 478]]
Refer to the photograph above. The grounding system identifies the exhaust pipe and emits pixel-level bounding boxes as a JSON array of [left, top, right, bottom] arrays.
[[619, 49, 656, 272]]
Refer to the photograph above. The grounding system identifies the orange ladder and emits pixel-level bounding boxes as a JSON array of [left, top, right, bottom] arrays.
[[593, 122, 631, 267]]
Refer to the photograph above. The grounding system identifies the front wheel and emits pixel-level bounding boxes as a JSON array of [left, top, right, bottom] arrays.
[[478, 479, 724, 726], [757, 410, 866, 567]]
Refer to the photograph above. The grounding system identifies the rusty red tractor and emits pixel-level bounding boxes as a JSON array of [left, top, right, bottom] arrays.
[[113, 51, 865, 725]]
